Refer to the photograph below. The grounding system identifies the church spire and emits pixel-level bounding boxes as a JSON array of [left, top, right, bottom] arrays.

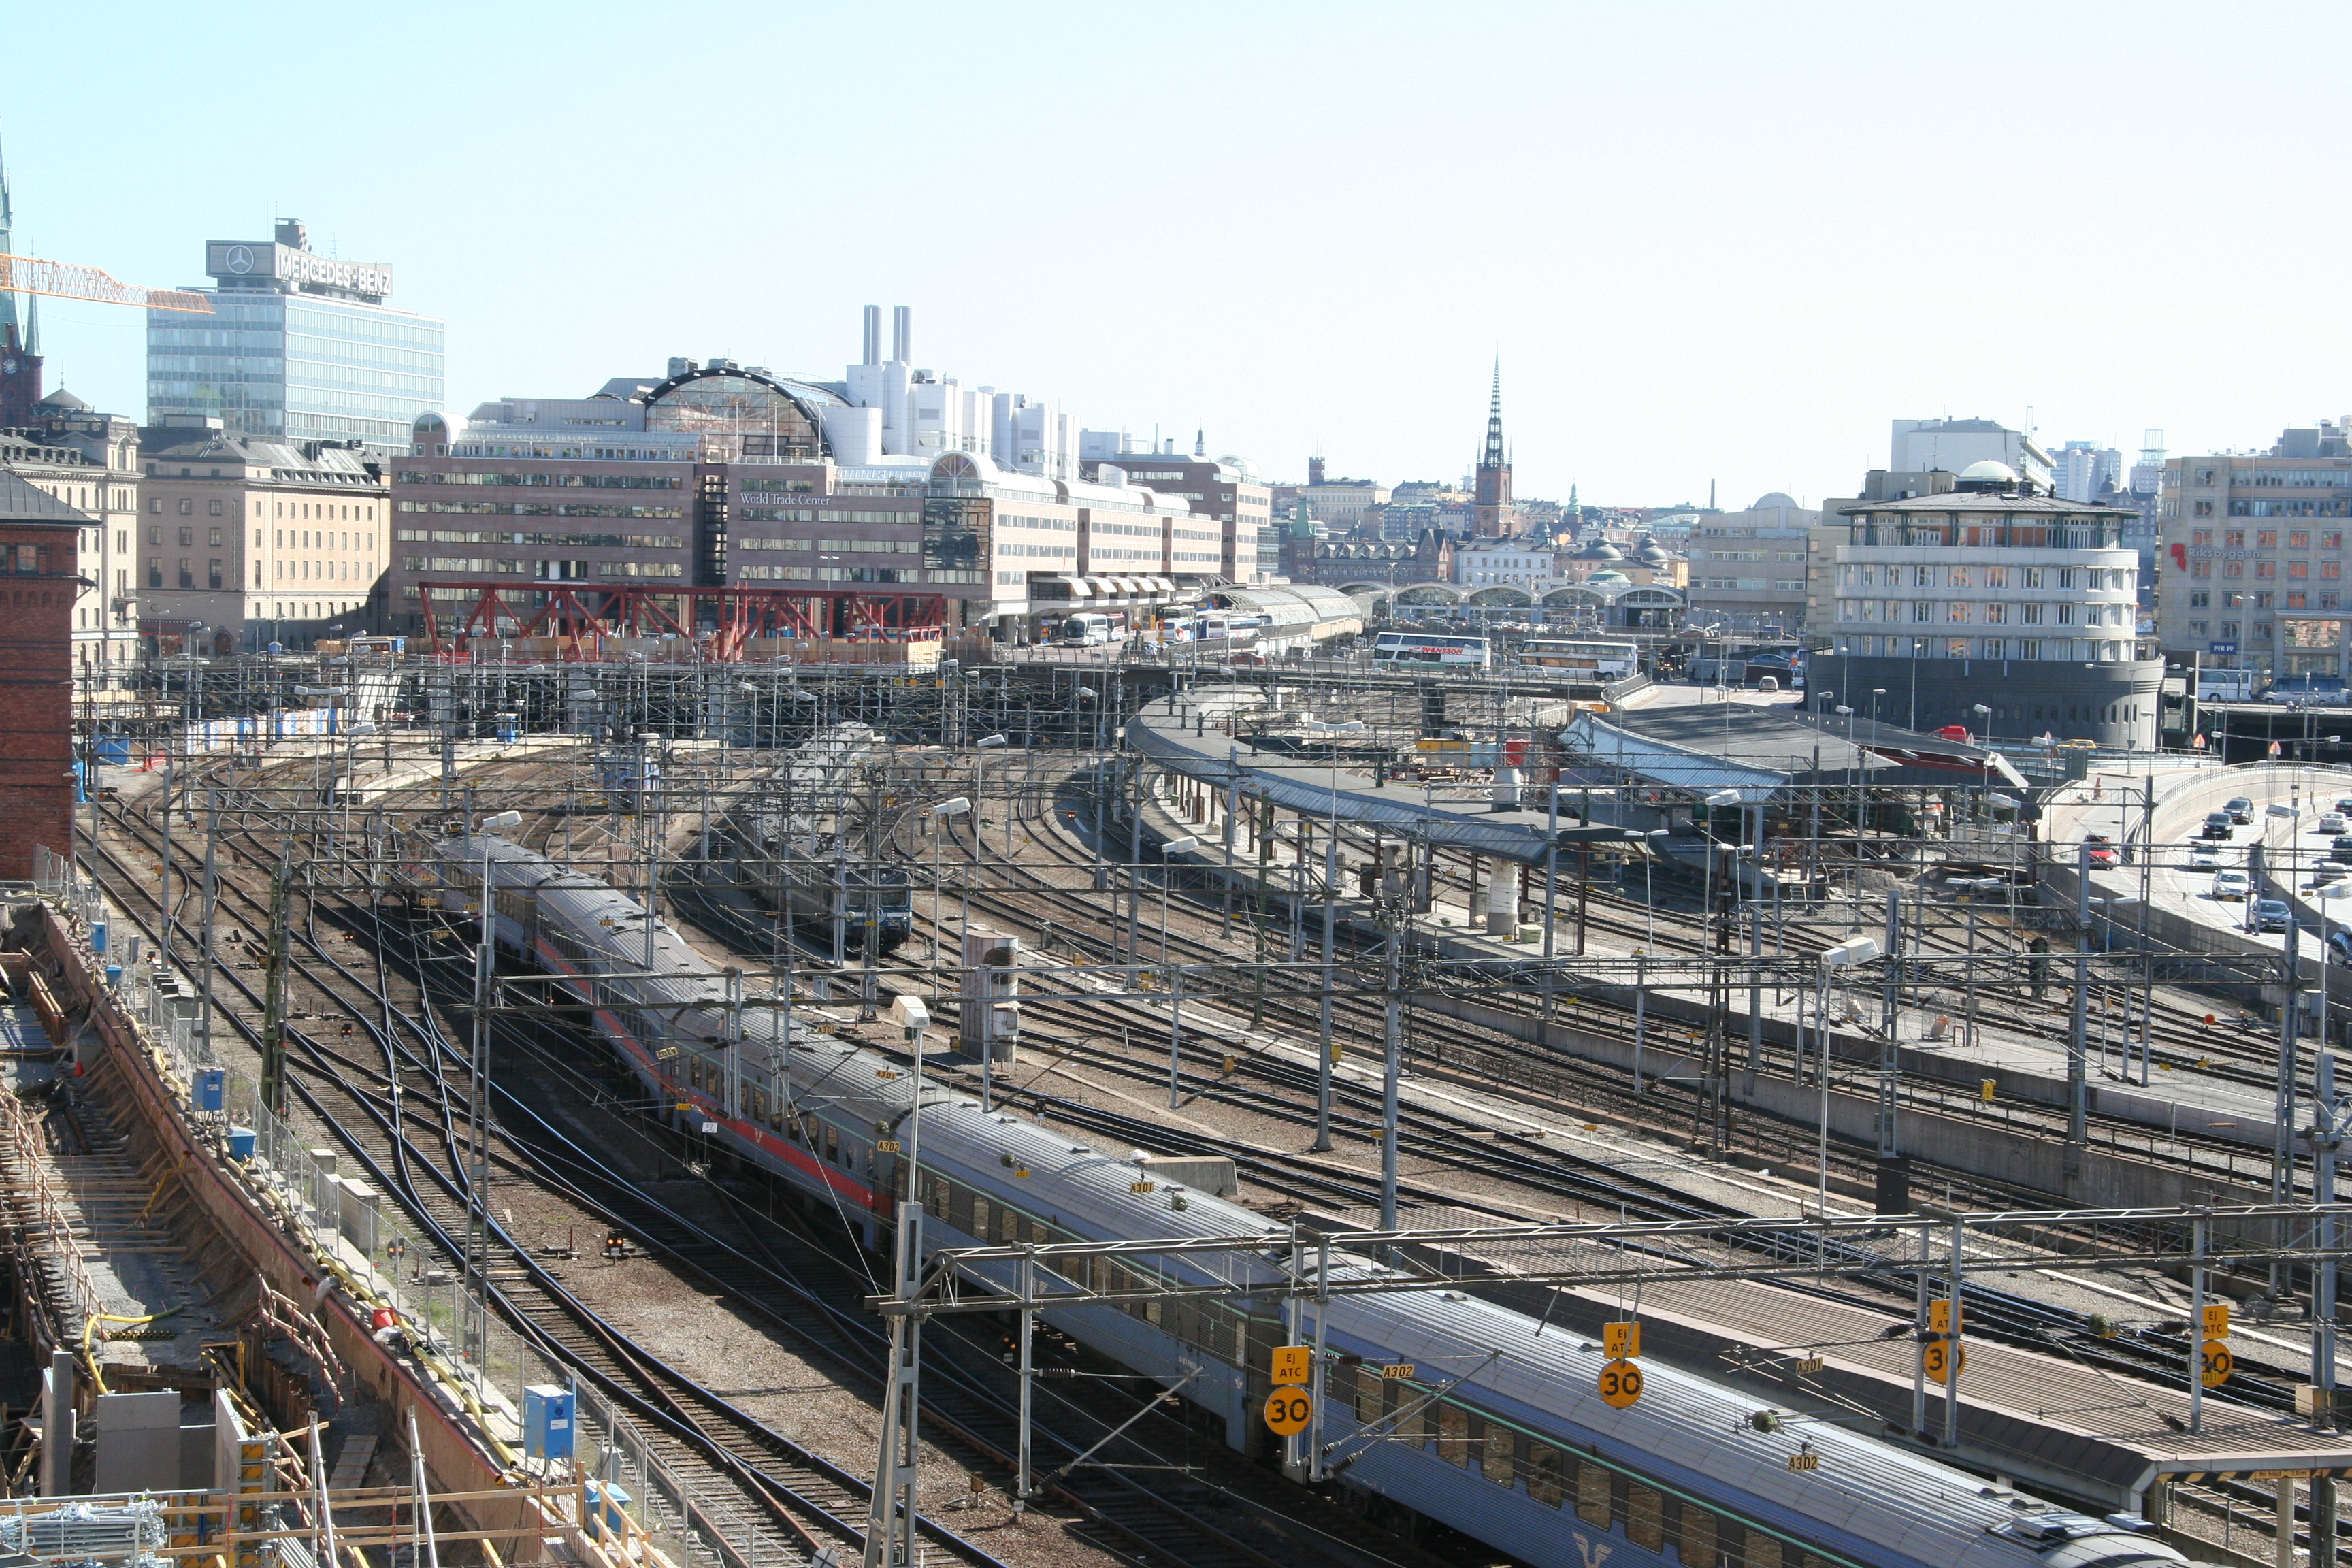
[[1482, 358, 1505, 471], [0, 135, 19, 348], [1473, 357, 1514, 536]]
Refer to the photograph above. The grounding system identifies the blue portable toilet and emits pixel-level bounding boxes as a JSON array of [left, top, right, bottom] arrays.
[[90, 922, 106, 955], [524, 1385, 575, 1460], [193, 1069, 225, 1112]]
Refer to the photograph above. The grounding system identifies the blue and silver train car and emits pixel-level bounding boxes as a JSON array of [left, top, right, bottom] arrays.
[[406, 834, 2186, 1568]]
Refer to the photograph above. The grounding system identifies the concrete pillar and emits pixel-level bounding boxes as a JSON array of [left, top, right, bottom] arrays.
[[41, 1349, 73, 1497], [2276, 1475, 2298, 1567], [1486, 862, 1517, 936]]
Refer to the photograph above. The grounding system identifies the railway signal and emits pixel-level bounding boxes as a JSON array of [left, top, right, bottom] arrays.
[[1599, 1358, 1644, 1408], [1925, 1298, 1965, 1385], [1264, 1386, 1313, 1435]]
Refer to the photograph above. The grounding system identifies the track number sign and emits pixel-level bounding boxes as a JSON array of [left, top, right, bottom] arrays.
[[1924, 1341, 1967, 1384], [1264, 1387, 1313, 1436], [1599, 1358, 1644, 1409], [2201, 1340, 2234, 1388], [1269, 1345, 1312, 1387], [1604, 1322, 1642, 1360]]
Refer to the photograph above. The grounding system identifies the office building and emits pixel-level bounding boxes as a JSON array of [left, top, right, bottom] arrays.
[[1, 391, 142, 677], [137, 420, 387, 653], [1812, 461, 2157, 748], [146, 220, 446, 458], [1271, 470, 1392, 529], [1080, 445, 1275, 585], [1682, 492, 1818, 630], [0, 474, 81, 878], [1890, 417, 2052, 493], [2052, 440, 2124, 504], [385, 310, 1211, 643], [2155, 419, 2352, 681]]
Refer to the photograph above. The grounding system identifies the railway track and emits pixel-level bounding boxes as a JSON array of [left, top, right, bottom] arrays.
[[94, 764, 1446, 1568]]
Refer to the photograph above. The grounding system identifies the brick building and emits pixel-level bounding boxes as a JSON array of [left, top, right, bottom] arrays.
[[0, 474, 84, 879]]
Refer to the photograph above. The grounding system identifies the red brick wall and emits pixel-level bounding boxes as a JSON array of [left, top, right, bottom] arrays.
[[0, 525, 78, 880]]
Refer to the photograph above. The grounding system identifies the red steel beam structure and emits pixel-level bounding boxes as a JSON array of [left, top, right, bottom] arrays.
[[416, 582, 949, 661]]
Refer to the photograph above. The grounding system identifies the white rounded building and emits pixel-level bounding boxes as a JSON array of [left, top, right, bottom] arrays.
[[1814, 463, 2157, 747]]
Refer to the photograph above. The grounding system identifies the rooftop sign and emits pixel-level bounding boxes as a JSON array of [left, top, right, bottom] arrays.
[[204, 242, 391, 299]]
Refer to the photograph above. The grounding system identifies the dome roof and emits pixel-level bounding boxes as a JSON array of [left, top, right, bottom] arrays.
[[1633, 535, 1669, 562], [1959, 459, 2019, 483], [1588, 569, 1629, 583], [1575, 538, 1623, 561], [35, 387, 88, 412], [1752, 491, 1799, 510]]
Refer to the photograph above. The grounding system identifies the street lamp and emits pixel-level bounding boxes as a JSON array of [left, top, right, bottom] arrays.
[[1972, 703, 1991, 748], [1701, 787, 1743, 947]]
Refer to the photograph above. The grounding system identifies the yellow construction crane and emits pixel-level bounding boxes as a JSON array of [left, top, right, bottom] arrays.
[[0, 252, 210, 314]]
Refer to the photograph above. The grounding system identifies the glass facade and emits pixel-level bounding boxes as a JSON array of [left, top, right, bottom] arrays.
[[148, 293, 444, 455]]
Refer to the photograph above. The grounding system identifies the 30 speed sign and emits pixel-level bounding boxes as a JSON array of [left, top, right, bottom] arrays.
[[1264, 1386, 1313, 1436], [1598, 1358, 1644, 1409], [2200, 1339, 2234, 1388]]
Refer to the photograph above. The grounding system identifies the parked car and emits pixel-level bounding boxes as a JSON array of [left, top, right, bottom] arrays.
[[2254, 898, 2293, 932], [2226, 797, 2256, 824], [2212, 869, 2253, 900], [2204, 812, 2236, 840]]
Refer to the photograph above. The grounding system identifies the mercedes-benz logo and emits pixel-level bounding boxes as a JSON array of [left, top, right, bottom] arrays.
[[225, 245, 255, 274]]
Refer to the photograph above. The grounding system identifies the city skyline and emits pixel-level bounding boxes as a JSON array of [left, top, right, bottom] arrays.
[[7, 2, 2351, 505]]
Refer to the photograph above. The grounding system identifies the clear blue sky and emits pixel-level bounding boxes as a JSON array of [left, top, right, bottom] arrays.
[[7, 1, 2345, 508]]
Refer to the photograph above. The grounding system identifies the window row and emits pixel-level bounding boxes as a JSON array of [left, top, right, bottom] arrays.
[[2187, 560, 2344, 580], [1840, 563, 2127, 591], [1835, 636, 2134, 662], [1837, 600, 2129, 627], [2189, 529, 2347, 549]]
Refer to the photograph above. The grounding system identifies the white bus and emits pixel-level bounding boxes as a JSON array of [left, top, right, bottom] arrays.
[[1372, 631, 1492, 668], [1516, 637, 1639, 680]]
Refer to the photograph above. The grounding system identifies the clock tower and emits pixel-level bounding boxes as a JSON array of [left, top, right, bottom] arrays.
[[0, 322, 43, 431]]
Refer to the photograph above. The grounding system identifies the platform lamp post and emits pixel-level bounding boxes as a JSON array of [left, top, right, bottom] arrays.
[[1818, 934, 1884, 1220], [974, 732, 1009, 858], [868, 993, 932, 1568], [1971, 702, 1991, 751], [1157, 837, 1199, 965], [1699, 788, 1744, 949]]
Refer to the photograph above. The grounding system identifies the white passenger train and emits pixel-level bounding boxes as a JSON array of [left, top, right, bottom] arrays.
[[405, 833, 2185, 1568]]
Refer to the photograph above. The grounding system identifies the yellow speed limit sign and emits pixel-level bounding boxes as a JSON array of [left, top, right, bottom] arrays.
[[1924, 1340, 1967, 1385], [2201, 1339, 2234, 1388], [1599, 1358, 1644, 1409], [1264, 1386, 1313, 1436]]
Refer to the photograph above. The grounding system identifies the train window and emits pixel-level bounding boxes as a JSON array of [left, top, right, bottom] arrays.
[[1354, 1366, 1382, 1424], [1799, 1556, 1830, 1568], [1526, 1443, 1564, 1507], [1627, 1487, 1663, 1553], [1744, 1532, 1782, 1568], [1575, 1463, 1610, 1528], [1394, 1391, 1427, 1450], [749, 1087, 766, 1124], [970, 1196, 990, 1240], [1678, 1508, 1717, 1568], [1436, 1405, 1469, 1466], [824, 1124, 840, 1164], [953, 1188, 976, 1236], [1480, 1422, 1515, 1487]]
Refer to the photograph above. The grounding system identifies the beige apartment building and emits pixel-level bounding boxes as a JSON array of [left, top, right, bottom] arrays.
[[2154, 420, 2352, 682], [0, 393, 142, 682], [137, 420, 388, 653]]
